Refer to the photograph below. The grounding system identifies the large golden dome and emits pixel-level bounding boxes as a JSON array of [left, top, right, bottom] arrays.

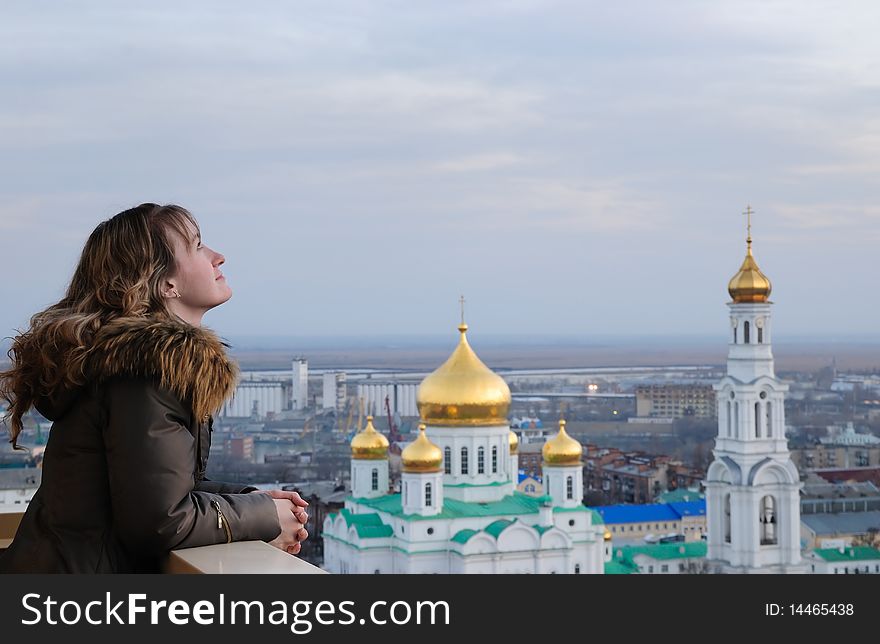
[[350, 416, 389, 460], [728, 237, 771, 303], [417, 323, 511, 426], [401, 424, 443, 473], [542, 419, 583, 466], [509, 430, 519, 454]]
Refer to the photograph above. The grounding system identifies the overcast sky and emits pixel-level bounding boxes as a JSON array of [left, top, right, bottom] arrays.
[[1, 1, 878, 342]]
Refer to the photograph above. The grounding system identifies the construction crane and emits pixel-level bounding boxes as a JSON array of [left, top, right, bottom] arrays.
[[356, 396, 365, 435], [384, 395, 402, 443], [343, 398, 355, 434]]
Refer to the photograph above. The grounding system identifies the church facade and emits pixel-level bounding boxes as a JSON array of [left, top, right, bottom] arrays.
[[323, 321, 608, 574]]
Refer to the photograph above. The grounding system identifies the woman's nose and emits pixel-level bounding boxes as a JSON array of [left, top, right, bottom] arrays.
[[214, 251, 225, 266]]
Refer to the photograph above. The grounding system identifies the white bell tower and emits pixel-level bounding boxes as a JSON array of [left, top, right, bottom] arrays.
[[705, 207, 805, 574]]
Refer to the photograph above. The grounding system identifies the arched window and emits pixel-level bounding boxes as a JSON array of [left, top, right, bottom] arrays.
[[444, 446, 451, 474], [566, 476, 574, 500], [425, 482, 433, 507], [760, 495, 777, 545], [744, 321, 750, 344], [766, 401, 772, 438], [734, 403, 740, 438], [726, 401, 732, 437], [733, 326, 737, 343], [724, 494, 732, 544], [755, 402, 761, 438], [371, 468, 378, 491], [574, 564, 581, 574], [758, 326, 763, 344], [460, 447, 469, 475], [492, 446, 498, 473], [478, 446, 485, 474]]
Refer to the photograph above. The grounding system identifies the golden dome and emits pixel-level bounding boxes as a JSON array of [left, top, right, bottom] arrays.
[[509, 430, 519, 454], [604, 530, 612, 541], [417, 323, 511, 427], [350, 416, 389, 460], [728, 237, 771, 303], [401, 424, 443, 473], [542, 419, 583, 466]]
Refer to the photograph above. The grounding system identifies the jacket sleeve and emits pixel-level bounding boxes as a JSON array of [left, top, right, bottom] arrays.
[[194, 479, 259, 494], [102, 379, 281, 555]]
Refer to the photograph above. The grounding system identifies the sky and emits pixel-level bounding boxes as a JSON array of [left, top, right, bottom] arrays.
[[1, 1, 879, 342]]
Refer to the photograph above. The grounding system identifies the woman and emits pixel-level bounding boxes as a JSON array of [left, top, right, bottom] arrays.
[[0, 203, 309, 572]]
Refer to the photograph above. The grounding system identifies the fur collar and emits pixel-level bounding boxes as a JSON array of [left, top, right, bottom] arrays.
[[86, 317, 239, 422]]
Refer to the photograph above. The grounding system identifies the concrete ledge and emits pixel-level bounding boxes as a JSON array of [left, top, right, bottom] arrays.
[[166, 540, 328, 574]]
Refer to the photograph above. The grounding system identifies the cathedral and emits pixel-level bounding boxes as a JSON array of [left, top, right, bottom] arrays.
[[705, 213, 807, 573], [323, 321, 608, 574]]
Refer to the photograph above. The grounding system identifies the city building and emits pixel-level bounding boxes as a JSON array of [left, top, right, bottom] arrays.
[[583, 448, 673, 505], [516, 442, 543, 479], [323, 372, 347, 412], [217, 436, 255, 462], [322, 321, 607, 574], [800, 480, 880, 515], [222, 380, 285, 419], [635, 383, 717, 419], [357, 380, 419, 418], [291, 358, 309, 411], [596, 501, 707, 543], [812, 467, 880, 488], [705, 217, 806, 573], [805, 546, 880, 574], [607, 542, 709, 574], [800, 512, 880, 550], [516, 471, 543, 496], [791, 423, 880, 470], [0, 469, 41, 511]]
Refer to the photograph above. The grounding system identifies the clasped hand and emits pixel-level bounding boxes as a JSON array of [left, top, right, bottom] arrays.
[[251, 489, 310, 555]]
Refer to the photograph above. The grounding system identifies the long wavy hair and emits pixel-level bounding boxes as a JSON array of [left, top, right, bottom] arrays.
[[0, 203, 200, 448]]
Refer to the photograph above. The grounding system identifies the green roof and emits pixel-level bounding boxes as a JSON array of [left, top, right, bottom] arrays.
[[604, 559, 639, 574], [814, 546, 880, 563], [614, 541, 707, 563], [655, 488, 705, 504], [353, 491, 559, 521], [484, 519, 514, 538], [350, 493, 601, 529], [354, 524, 394, 539], [451, 529, 478, 544], [337, 509, 393, 539], [532, 524, 552, 536]]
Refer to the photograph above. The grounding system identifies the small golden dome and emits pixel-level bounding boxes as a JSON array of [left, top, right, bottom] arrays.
[[417, 323, 511, 427], [401, 424, 443, 473], [728, 238, 771, 303], [509, 430, 519, 454], [604, 530, 612, 541], [542, 419, 583, 466], [350, 416, 389, 460]]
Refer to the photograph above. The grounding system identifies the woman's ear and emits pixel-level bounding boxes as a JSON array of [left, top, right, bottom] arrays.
[[162, 278, 180, 299]]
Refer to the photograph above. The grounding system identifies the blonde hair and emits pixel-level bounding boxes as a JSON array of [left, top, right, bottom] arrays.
[[1, 203, 200, 448]]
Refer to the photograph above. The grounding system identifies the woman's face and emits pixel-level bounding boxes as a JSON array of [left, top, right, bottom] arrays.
[[164, 221, 232, 323]]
